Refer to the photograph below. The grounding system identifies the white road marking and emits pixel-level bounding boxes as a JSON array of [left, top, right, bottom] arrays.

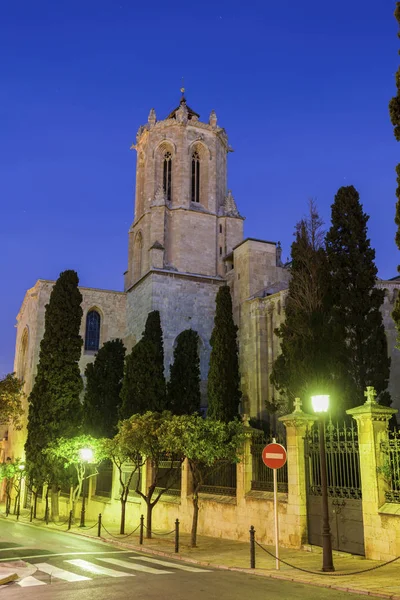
[[65, 559, 135, 578], [17, 576, 46, 587], [33, 562, 90, 582], [0, 550, 132, 563], [98, 557, 171, 574], [132, 556, 212, 572]]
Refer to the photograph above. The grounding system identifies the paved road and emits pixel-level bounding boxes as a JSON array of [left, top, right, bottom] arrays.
[[0, 519, 384, 600]]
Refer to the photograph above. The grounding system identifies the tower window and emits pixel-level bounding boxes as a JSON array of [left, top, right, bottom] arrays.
[[85, 310, 101, 352], [191, 151, 200, 203], [219, 224, 222, 234], [163, 152, 172, 202], [220, 247, 222, 255]]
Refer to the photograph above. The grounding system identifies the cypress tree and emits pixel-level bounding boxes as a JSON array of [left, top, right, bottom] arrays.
[[83, 339, 126, 438], [25, 270, 83, 482], [120, 311, 166, 418], [167, 329, 201, 415], [271, 202, 338, 414], [326, 186, 391, 408], [389, 4, 400, 337], [207, 285, 241, 422]]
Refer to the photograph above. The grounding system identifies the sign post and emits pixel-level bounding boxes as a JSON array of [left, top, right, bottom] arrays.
[[262, 439, 287, 570]]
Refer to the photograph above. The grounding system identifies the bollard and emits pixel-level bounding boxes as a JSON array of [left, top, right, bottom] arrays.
[[68, 510, 73, 531], [30, 505, 33, 522], [174, 519, 180, 553], [250, 525, 255, 569], [97, 513, 102, 537], [139, 514, 144, 545]]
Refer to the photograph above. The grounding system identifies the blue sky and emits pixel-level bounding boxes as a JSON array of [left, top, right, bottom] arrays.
[[0, 0, 399, 374]]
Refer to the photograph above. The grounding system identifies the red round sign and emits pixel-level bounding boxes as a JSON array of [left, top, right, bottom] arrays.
[[262, 443, 287, 469]]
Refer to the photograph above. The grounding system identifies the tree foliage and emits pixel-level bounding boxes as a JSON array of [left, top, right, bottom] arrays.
[[83, 339, 126, 438], [120, 311, 166, 418], [326, 186, 391, 408], [160, 415, 245, 547], [167, 329, 201, 415], [0, 458, 25, 515], [117, 411, 183, 537], [207, 286, 241, 421], [0, 373, 24, 429], [25, 270, 83, 485], [271, 202, 337, 413], [389, 4, 400, 341]]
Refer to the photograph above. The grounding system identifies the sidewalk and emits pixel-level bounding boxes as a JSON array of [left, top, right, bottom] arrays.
[[2, 509, 400, 598]]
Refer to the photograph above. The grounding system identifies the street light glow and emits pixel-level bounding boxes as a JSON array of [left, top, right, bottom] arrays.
[[18, 463, 25, 471], [311, 395, 330, 413], [79, 447, 94, 462]]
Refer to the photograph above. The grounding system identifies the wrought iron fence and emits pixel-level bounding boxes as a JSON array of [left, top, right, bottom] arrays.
[[198, 460, 237, 496], [251, 443, 288, 493], [381, 429, 400, 503], [95, 464, 113, 499], [154, 455, 182, 497], [305, 420, 361, 499]]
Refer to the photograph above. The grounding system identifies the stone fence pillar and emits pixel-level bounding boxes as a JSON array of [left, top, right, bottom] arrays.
[[347, 386, 397, 558], [279, 398, 316, 547]]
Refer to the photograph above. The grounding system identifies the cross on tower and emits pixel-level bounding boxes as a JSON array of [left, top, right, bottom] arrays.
[[293, 397, 302, 412], [364, 386, 377, 405]]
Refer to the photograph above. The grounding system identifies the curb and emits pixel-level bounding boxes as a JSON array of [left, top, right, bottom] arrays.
[[0, 573, 18, 585]]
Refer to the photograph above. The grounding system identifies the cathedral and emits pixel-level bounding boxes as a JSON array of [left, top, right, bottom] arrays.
[[7, 95, 400, 460]]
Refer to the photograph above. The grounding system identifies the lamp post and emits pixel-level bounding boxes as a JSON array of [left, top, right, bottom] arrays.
[[311, 395, 335, 572], [79, 448, 93, 528]]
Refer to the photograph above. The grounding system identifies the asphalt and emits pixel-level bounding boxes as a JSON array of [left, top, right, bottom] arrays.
[[1, 508, 400, 598]]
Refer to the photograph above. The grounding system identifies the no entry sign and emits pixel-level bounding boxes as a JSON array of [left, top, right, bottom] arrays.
[[262, 442, 287, 469]]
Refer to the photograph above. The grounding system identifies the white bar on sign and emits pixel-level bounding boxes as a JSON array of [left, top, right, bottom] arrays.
[[265, 453, 284, 459]]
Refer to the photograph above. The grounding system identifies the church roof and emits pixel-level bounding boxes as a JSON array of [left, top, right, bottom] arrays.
[[167, 96, 200, 120]]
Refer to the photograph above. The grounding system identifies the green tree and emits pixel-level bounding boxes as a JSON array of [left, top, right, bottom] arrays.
[[0, 373, 24, 429], [167, 329, 201, 415], [0, 458, 25, 516], [45, 435, 105, 518], [25, 270, 83, 492], [389, 4, 400, 340], [326, 186, 391, 408], [120, 311, 166, 418], [160, 415, 245, 547], [207, 286, 241, 421], [271, 202, 337, 413], [118, 411, 183, 537], [83, 339, 126, 438]]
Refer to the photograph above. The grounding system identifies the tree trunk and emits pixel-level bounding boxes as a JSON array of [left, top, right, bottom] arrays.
[[146, 502, 152, 539], [120, 500, 126, 535], [51, 484, 59, 520], [44, 489, 49, 523], [33, 491, 38, 519], [191, 493, 199, 548]]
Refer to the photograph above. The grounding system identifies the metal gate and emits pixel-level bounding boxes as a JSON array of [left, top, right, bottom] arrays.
[[305, 420, 364, 555]]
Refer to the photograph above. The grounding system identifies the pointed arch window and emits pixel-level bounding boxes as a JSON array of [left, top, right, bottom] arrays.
[[85, 310, 101, 352], [191, 151, 200, 203], [163, 151, 172, 202]]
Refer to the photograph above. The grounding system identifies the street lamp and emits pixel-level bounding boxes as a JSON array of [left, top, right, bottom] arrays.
[[311, 394, 335, 572], [79, 448, 93, 528]]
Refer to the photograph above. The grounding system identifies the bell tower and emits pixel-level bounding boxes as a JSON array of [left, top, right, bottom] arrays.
[[124, 94, 244, 394]]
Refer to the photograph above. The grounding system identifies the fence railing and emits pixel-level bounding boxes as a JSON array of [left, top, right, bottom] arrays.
[[154, 455, 182, 497], [198, 461, 237, 496], [95, 466, 113, 499], [251, 443, 288, 493], [381, 429, 400, 503]]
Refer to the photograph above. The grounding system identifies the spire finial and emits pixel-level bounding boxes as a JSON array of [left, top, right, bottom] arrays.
[[180, 77, 186, 103]]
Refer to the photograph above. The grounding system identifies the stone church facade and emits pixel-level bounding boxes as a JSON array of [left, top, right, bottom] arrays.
[[6, 96, 400, 460]]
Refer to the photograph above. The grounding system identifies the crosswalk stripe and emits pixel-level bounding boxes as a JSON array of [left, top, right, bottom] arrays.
[[98, 557, 171, 574], [17, 576, 46, 587], [65, 559, 135, 578], [34, 562, 91, 582], [132, 556, 212, 572]]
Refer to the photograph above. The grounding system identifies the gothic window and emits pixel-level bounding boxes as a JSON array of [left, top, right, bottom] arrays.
[[191, 151, 200, 203], [219, 224, 222, 233], [85, 310, 101, 352], [163, 152, 172, 202]]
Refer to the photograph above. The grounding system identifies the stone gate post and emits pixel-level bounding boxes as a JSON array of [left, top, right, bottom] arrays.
[[279, 398, 316, 547], [347, 386, 397, 559]]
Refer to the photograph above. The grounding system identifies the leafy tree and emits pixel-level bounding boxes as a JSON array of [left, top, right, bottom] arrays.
[[45, 435, 105, 518], [0, 458, 25, 516], [143, 310, 164, 372], [271, 202, 337, 413], [389, 4, 400, 340], [167, 329, 201, 415], [160, 415, 245, 547], [101, 434, 145, 534], [25, 270, 83, 500], [118, 411, 183, 537], [0, 373, 24, 430], [326, 186, 391, 408], [83, 339, 126, 438], [207, 286, 241, 421]]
